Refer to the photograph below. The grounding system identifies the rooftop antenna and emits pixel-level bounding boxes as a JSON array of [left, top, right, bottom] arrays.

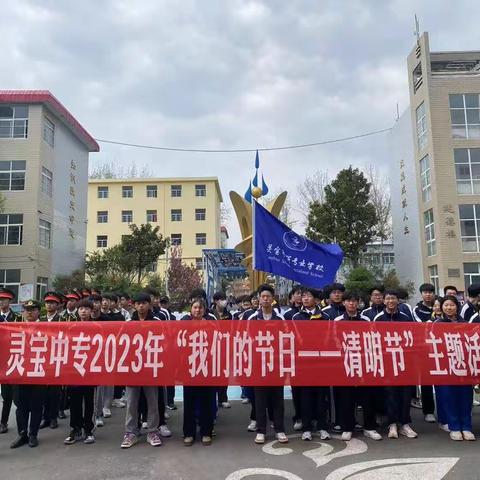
[[414, 14, 420, 44]]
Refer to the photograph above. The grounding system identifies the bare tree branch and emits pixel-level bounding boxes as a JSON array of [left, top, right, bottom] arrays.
[[296, 170, 329, 224], [89, 160, 153, 179]]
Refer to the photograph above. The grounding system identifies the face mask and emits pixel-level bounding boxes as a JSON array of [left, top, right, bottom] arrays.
[[219, 300, 228, 308]]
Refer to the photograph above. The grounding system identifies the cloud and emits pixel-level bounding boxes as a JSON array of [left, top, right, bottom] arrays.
[[1, 0, 479, 245]]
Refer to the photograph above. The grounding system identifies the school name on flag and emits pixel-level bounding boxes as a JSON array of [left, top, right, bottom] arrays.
[[1, 321, 480, 386]]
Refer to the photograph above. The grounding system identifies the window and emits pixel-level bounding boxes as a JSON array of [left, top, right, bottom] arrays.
[[145, 262, 157, 273], [121, 235, 131, 242], [195, 208, 206, 221], [146, 210, 157, 222], [450, 94, 480, 139], [146, 185, 157, 198], [43, 117, 55, 147], [196, 257, 203, 270], [428, 265, 439, 294], [122, 210, 133, 223], [39, 219, 51, 248], [41, 167, 53, 196], [171, 209, 182, 221], [122, 186, 133, 198], [97, 235, 108, 248], [0, 214, 23, 245], [0, 269, 21, 300], [0, 161, 25, 191], [459, 204, 480, 252], [419, 155, 431, 202], [0, 105, 28, 138], [454, 148, 480, 194], [98, 186, 108, 199], [36, 277, 48, 300], [464, 263, 480, 288], [416, 102, 428, 150], [97, 211, 108, 223], [382, 252, 395, 265], [196, 233, 206, 245], [171, 185, 182, 197], [195, 184, 206, 197], [424, 209, 436, 256], [171, 233, 182, 246]]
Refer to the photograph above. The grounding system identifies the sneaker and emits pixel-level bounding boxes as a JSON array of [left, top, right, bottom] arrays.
[[332, 424, 342, 432], [159, 425, 172, 437], [450, 431, 463, 441], [50, 419, 58, 429], [276, 432, 288, 443], [166, 403, 177, 411], [255, 433, 265, 444], [183, 436, 194, 446], [341, 431, 352, 441], [147, 430, 162, 447], [221, 402, 231, 408], [141, 422, 148, 429], [354, 423, 363, 432], [302, 431, 312, 441], [462, 430, 476, 441], [411, 398, 422, 409], [439, 423, 450, 432], [84, 432, 95, 444], [241, 398, 250, 404], [10, 435, 29, 449], [28, 435, 39, 448], [399, 424, 418, 438], [318, 429, 330, 440], [95, 417, 104, 427], [424, 414, 436, 423], [293, 420, 303, 431], [473, 399, 480, 407], [364, 429, 382, 441], [121, 433, 138, 449], [64, 429, 82, 445], [388, 423, 398, 439], [103, 407, 112, 418], [247, 420, 257, 432], [58, 410, 66, 419], [112, 399, 126, 408], [201, 435, 212, 445], [0, 423, 8, 434]]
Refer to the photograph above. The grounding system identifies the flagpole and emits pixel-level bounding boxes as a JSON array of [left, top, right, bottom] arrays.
[[252, 196, 256, 272]]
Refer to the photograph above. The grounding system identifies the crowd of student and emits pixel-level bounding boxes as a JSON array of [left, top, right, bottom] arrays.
[[0, 280, 479, 450]]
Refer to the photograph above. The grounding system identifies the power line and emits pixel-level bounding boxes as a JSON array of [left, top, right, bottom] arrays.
[[94, 127, 392, 153]]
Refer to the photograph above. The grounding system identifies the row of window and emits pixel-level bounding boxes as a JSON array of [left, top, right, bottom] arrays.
[[428, 263, 480, 293], [97, 184, 207, 199], [97, 208, 207, 223], [0, 105, 55, 146], [96, 233, 207, 248], [362, 252, 395, 266], [0, 271, 50, 301], [0, 214, 51, 247], [0, 161, 53, 194]]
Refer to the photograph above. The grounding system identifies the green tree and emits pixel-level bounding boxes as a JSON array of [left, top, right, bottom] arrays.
[[122, 223, 168, 284], [381, 270, 415, 296], [306, 166, 377, 267], [53, 269, 86, 292], [345, 266, 376, 297]]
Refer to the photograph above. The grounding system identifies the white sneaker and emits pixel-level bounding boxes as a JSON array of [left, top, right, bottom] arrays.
[[102, 407, 112, 418], [293, 420, 303, 431], [473, 399, 480, 407], [276, 432, 288, 443], [341, 431, 352, 441], [141, 422, 148, 429], [399, 424, 418, 438], [364, 429, 382, 441], [247, 420, 257, 432], [424, 414, 436, 423], [159, 425, 172, 437], [241, 398, 250, 404], [439, 423, 450, 432], [254, 433, 265, 444], [302, 431, 312, 441], [318, 429, 330, 440], [388, 423, 398, 439], [462, 430, 476, 441], [221, 402, 231, 409], [112, 399, 126, 408], [95, 417, 104, 427], [450, 431, 463, 441]]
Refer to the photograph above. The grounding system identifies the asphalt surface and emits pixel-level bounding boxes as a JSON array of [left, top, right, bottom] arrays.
[[1, 394, 480, 480]]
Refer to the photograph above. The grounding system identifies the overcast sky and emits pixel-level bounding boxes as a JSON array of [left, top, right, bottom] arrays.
[[3, 0, 480, 245]]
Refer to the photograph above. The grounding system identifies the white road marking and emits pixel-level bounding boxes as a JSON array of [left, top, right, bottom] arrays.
[[225, 467, 303, 480]]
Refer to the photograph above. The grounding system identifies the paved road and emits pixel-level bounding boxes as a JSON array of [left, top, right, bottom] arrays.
[[0, 396, 479, 480]]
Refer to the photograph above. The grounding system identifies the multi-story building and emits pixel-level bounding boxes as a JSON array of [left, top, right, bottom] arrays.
[[0, 90, 99, 300], [86, 177, 222, 277], [391, 32, 480, 296]]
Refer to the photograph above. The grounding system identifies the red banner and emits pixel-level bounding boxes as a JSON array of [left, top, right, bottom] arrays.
[[1, 320, 480, 386]]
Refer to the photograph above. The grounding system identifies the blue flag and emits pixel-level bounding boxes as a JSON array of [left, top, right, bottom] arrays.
[[254, 201, 343, 287]]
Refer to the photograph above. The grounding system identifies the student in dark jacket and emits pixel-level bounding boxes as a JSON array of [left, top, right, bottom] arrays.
[[412, 283, 436, 422], [333, 292, 382, 441], [374, 289, 417, 439], [435, 296, 475, 441], [283, 285, 303, 320], [461, 283, 480, 323], [361, 286, 385, 321], [321, 283, 346, 320]]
